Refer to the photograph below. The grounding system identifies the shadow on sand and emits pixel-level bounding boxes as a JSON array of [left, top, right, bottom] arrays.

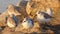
[[41, 23, 60, 34]]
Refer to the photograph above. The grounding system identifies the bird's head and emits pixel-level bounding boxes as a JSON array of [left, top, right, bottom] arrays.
[[23, 17, 33, 23], [36, 10, 45, 16], [23, 18, 27, 23]]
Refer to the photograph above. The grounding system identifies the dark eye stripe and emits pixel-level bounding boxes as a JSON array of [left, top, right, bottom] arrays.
[[31, 3, 37, 8], [24, 21, 26, 22], [38, 11, 41, 14], [38, 12, 40, 14]]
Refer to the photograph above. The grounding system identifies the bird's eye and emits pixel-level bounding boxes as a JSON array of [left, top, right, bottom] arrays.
[[38, 11, 41, 14], [24, 21, 26, 22], [31, 3, 36, 8], [38, 12, 41, 14], [38, 12, 40, 14]]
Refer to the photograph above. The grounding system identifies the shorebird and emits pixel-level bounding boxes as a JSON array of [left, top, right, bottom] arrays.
[[36, 8, 53, 32], [36, 8, 53, 23], [7, 14, 18, 28], [7, 5, 21, 17], [21, 17, 34, 29]]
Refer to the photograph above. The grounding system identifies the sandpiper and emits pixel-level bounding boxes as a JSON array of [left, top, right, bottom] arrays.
[[22, 17, 34, 29], [7, 4, 21, 17], [36, 8, 53, 23], [36, 8, 53, 32], [7, 14, 18, 28]]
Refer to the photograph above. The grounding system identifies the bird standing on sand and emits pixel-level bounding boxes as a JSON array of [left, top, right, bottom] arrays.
[[36, 8, 53, 23], [7, 14, 18, 28], [22, 17, 34, 29], [36, 8, 53, 32], [7, 5, 21, 17]]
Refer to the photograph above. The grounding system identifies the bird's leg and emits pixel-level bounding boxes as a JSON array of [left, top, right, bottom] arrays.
[[40, 22, 45, 32], [27, 28, 30, 33], [10, 27, 15, 32], [41, 22, 48, 32]]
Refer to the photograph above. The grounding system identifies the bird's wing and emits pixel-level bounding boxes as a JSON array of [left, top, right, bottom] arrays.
[[7, 17, 16, 26], [44, 13, 53, 19], [46, 8, 52, 16]]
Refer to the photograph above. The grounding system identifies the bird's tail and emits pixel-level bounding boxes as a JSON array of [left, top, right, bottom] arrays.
[[46, 8, 52, 16]]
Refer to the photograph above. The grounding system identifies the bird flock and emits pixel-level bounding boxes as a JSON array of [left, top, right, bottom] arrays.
[[6, 5, 53, 32], [4, 0, 54, 31]]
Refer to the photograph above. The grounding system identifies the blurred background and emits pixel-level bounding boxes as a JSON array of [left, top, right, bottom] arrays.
[[0, 0, 21, 13]]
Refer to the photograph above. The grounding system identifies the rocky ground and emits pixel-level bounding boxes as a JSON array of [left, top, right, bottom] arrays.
[[0, 0, 60, 34]]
